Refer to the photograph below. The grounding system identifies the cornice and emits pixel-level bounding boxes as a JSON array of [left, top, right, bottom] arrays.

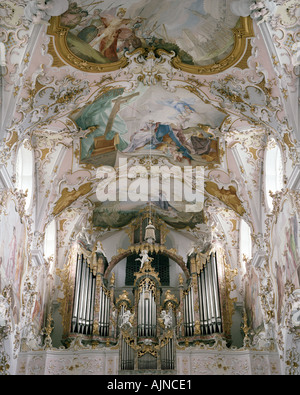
[[252, 249, 266, 268], [31, 249, 45, 266]]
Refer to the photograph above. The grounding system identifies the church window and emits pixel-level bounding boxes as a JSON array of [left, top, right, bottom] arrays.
[[16, 140, 34, 211], [264, 138, 283, 210], [44, 219, 56, 271], [239, 219, 252, 270]]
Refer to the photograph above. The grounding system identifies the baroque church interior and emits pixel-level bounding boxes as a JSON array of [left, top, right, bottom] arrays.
[[0, 0, 299, 376]]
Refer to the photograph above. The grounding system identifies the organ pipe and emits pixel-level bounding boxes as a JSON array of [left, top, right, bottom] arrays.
[[138, 279, 156, 337], [183, 252, 223, 337], [161, 336, 175, 370], [183, 286, 195, 336], [121, 337, 134, 370], [71, 254, 96, 335], [211, 252, 222, 332], [99, 285, 110, 336]]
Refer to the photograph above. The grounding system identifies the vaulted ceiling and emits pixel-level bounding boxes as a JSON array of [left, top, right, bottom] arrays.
[[0, 0, 298, 255]]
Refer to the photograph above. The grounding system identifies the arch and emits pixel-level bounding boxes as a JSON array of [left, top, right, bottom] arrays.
[[104, 246, 190, 281]]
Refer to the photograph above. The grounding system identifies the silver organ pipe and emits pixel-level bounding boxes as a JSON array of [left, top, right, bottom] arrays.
[[71, 254, 96, 335], [207, 253, 216, 333], [121, 337, 134, 370], [99, 285, 110, 336], [71, 254, 82, 333], [200, 268, 208, 334], [183, 291, 188, 335], [99, 287, 104, 335], [152, 293, 156, 333], [71, 253, 112, 337], [138, 280, 156, 337], [183, 287, 195, 336], [196, 252, 222, 335], [138, 293, 142, 335], [197, 272, 204, 335], [161, 337, 174, 370], [145, 296, 149, 336], [204, 260, 213, 333], [211, 252, 222, 332], [78, 257, 86, 329], [190, 287, 195, 335], [182, 252, 222, 337]]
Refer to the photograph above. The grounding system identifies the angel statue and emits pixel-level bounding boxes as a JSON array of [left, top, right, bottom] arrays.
[[119, 309, 134, 330], [135, 249, 151, 270], [160, 309, 173, 329]]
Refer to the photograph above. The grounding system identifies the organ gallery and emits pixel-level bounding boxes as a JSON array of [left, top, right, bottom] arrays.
[[0, 0, 299, 376]]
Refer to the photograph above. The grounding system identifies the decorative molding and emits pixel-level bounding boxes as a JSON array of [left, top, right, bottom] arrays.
[[252, 249, 266, 268], [176, 346, 281, 375], [124, 48, 176, 90], [17, 348, 119, 375], [31, 249, 45, 267], [16, 341, 281, 375]]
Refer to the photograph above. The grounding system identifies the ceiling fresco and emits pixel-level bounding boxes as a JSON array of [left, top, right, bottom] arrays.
[[47, 0, 253, 73], [74, 84, 226, 167], [1, 0, 298, 237], [92, 202, 205, 229]]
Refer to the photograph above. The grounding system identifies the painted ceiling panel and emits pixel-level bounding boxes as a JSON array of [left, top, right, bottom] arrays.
[[74, 83, 226, 167], [47, 0, 254, 74], [51, 0, 239, 66], [1, 0, 298, 235]]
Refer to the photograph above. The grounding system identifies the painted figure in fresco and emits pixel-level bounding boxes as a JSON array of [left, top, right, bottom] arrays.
[[76, 87, 220, 166], [122, 122, 154, 153], [122, 121, 193, 162], [170, 102, 216, 157], [60, 2, 88, 28], [56, 0, 242, 67], [77, 9, 105, 43], [122, 99, 216, 162], [89, 8, 142, 61], [75, 88, 141, 156]]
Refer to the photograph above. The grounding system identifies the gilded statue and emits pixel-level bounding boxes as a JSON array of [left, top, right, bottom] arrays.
[[205, 181, 245, 216], [53, 183, 92, 216]]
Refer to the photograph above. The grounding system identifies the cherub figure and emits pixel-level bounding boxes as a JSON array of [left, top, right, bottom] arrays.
[[135, 249, 150, 270], [119, 309, 133, 329], [160, 309, 173, 329]]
